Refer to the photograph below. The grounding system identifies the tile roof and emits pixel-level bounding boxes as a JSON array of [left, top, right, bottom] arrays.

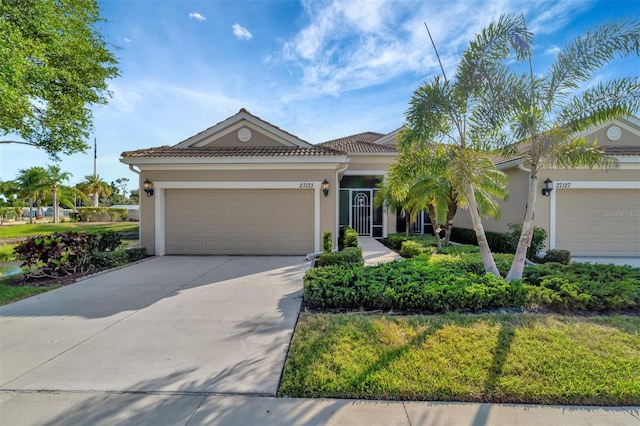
[[492, 145, 640, 166], [121, 145, 346, 158], [318, 132, 397, 153], [602, 146, 640, 156]]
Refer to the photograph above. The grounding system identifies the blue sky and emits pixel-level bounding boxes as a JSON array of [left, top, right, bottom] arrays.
[[1, 0, 638, 191]]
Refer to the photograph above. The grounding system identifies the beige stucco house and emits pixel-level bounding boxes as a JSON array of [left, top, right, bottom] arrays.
[[120, 109, 398, 256], [121, 110, 639, 261], [453, 116, 640, 260]]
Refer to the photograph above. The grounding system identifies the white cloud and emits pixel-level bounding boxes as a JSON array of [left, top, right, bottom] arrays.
[[232, 23, 253, 40], [123, 37, 132, 43], [188, 12, 206, 21]]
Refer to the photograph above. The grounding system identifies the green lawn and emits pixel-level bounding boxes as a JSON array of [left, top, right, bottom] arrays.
[[279, 313, 640, 405], [0, 283, 57, 305], [0, 222, 138, 239]]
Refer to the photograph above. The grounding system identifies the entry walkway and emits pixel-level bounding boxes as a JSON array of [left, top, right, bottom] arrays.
[[359, 236, 402, 266]]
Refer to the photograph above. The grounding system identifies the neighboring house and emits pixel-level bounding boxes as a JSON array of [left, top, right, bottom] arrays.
[[121, 109, 639, 261], [120, 109, 398, 256], [453, 116, 640, 260]]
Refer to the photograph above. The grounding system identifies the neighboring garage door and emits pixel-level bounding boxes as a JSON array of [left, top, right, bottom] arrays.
[[556, 189, 640, 256], [164, 189, 314, 255]]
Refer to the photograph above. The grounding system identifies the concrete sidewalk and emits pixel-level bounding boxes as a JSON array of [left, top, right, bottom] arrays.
[[1, 392, 638, 425], [359, 236, 402, 265]]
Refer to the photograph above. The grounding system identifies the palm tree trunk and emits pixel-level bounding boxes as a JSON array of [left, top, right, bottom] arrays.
[[92, 190, 99, 207], [468, 187, 500, 276], [28, 197, 33, 224], [427, 205, 441, 249], [506, 173, 538, 281], [52, 185, 59, 224]]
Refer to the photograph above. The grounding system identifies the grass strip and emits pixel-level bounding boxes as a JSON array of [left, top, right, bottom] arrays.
[[0, 284, 56, 305], [279, 313, 640, 405], [0, 222, 138, 239]]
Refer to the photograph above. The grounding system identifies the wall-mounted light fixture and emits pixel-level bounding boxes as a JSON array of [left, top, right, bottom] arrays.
[[321, 178, 330, 197], [541, 177, 553, 197], [143, 178, 154, 197]]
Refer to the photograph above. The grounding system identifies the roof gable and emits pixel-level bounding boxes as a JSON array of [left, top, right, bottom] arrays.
[[174, 108, 313, 149]]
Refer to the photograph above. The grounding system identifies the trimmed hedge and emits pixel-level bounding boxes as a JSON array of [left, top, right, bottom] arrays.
[[542, 249, 571, 265], [77, 207, 127, 222], [450, 224, 547, 260], [303, 255, 639, 313], [343, 227, 359, 248], [322, 231, 333, 253], [318, 247, 363, 267]]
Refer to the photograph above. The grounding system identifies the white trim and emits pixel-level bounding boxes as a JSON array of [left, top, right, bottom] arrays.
[[549, 189, 556, 250], [343, 170, 388, 176], [153, 181, 321, 256], [616, 156, 640, 163], [553, 180, 640, 190], [548, 180, 639, 250]]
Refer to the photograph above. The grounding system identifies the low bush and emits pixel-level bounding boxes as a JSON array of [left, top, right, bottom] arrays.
[[125, 247, 148, 262], [304, 253, 639, 313], [386, 233, 408, 249], [0, 244, 16, 262], [90, 250, 129, 268], [304, 259, 528, 312], [94, 230, 122, 252], [14, 231, 99, 277], [400, 240, 434, 258], [322, 231, 332, 253], [507, 223, 548, 260], [318, 247, 363, 267], [342, 227, 359, 248], [451, 225, 547, 259], [542, 249, 571, 265], [77, 207, 127, 222]]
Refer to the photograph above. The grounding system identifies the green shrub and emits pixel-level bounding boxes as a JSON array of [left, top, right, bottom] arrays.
[[386, 233, 408, 249], [0, 244, 16, 262], [90, 250, 129, 268], [451, 225, 547, 258], [94, 230, 122, 252], [344, 227, 359, 248], [542, 249, 571, 264], [523, 262, 640, 311], [507, 223, 548, 260], [429, 252, 514, 277], [322, 231, 332, 253], [14, 231, 99, 277], [318, 247, 363, 267], [125, 247, 148, 262], [435, 244, 479, 255], [303, 259, 528, 312], [400, 240, 434, 258], [77, 207, 127, 222]]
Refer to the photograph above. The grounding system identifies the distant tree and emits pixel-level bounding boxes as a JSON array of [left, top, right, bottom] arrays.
[[129, 189, 139, 204], [0, 0, 119, 157], [46, 165, 72, 223], [13, 167, 49, 223], [77, 175, 112, 207]]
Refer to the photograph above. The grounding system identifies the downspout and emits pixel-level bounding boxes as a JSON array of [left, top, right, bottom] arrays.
[[334, 160, 350, 250], [128, 165, 141, 175]]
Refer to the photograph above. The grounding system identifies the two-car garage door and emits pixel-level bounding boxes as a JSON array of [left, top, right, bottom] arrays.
[[164, 189, 314, 255]]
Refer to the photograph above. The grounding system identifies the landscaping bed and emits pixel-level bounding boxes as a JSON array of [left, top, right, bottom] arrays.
[[279, 312, 640, 405]]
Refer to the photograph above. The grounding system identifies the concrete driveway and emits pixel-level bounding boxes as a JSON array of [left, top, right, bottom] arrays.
[[0, 256, 307, 396]]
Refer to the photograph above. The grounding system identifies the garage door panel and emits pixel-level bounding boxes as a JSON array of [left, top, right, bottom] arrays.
[[165, 189, 314, 255], [556, 189, 640, 256]]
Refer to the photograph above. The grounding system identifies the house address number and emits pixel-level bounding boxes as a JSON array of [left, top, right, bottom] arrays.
[[555, 182, 571, 189], [299, 183, 314, 188]]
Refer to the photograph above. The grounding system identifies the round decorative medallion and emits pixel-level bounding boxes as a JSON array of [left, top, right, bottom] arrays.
[[606, 125, 621, 141], [237, 128, 252, 142]]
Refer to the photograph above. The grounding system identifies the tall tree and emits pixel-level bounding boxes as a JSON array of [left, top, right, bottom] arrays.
[[46, 165, 72, 223], [0, 0, 119, 157], [77, 174, 111, 207], [401, 14, 531, 275], [14, 167, 49, 223], [503, 18, 640, 281]]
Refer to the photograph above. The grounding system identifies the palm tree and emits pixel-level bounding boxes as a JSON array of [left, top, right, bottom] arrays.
[[503, 17, 640, 281], [77, 175, 112, 207], [401, 14, 531, 275], [387, 142, 508, 247], [13, 167, 49, 223], [46, 165, 72, 223]]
